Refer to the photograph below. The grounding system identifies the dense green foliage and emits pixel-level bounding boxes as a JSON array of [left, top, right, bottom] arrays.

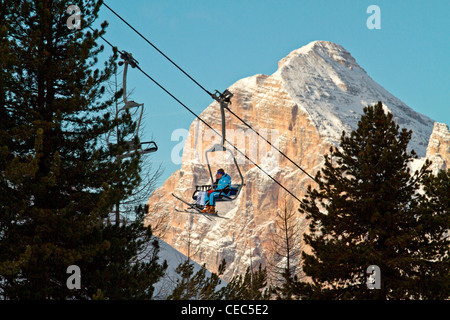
[[0, 0, 166, 299], [291, 102, 449, 299]]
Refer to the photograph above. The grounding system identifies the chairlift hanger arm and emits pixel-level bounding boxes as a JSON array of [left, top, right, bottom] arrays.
[[211, 89, 233, 105], [118, 51, 139, 68], [210, 89, 234, 147]]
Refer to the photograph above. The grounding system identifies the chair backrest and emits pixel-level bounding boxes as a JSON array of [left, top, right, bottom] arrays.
[[229, 185, 239, 196], [216, 184, 244, 201]]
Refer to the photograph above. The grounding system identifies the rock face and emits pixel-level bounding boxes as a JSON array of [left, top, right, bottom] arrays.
[[145, 41, 446, 283], [426, 122, 450, 172]]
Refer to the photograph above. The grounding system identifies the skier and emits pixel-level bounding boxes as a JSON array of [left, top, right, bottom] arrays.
[[202, 168, 231, 215]]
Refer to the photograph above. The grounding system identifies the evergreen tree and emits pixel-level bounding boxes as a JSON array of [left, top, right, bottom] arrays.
[[412, 168, 450, 299], [167, 259, 226, 300], [270, 267, 297, 300], [295, 102, 449, 299], [166, 259, 271, 300], [83, 205, 168, 300], [0, 0, 166, 299], [220, 265, 270, 300]]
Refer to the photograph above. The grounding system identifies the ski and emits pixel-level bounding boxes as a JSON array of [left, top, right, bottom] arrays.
[[181, 209, 229, 219], [174, 208, 210, 219], [172, 193, 212, 220], [172, 193, 229, 220], [176, 208, 229, 219]]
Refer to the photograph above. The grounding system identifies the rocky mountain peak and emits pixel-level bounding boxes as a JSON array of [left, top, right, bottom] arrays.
[[278, 40, 359, 71], [273, 41, 435, 156]]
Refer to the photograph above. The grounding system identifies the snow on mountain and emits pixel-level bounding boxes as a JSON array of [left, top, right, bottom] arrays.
[[275, 40, 434, 156]]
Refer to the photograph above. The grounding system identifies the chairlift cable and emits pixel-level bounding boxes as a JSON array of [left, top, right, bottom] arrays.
[[100, 4, 317, 184], [102, 2, 214, 98], [92, 27, 303, 203], [133, 64, 303, 203], [225, 108, 317, 183]]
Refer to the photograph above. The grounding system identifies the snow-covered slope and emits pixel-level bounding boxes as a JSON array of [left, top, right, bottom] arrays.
[[152, 237, 226, 299]]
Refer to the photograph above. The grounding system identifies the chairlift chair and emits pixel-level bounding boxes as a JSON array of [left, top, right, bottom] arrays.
[[172, 89, 245, 218], [107, 51, 158, 159], [191, 144, 244, 203]]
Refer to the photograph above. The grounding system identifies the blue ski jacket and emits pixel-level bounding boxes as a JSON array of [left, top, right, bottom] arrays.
[[216, 173, 231, 192]]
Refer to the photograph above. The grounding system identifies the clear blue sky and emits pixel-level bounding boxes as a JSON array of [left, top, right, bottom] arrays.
[[94, 0, 450, 187]]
